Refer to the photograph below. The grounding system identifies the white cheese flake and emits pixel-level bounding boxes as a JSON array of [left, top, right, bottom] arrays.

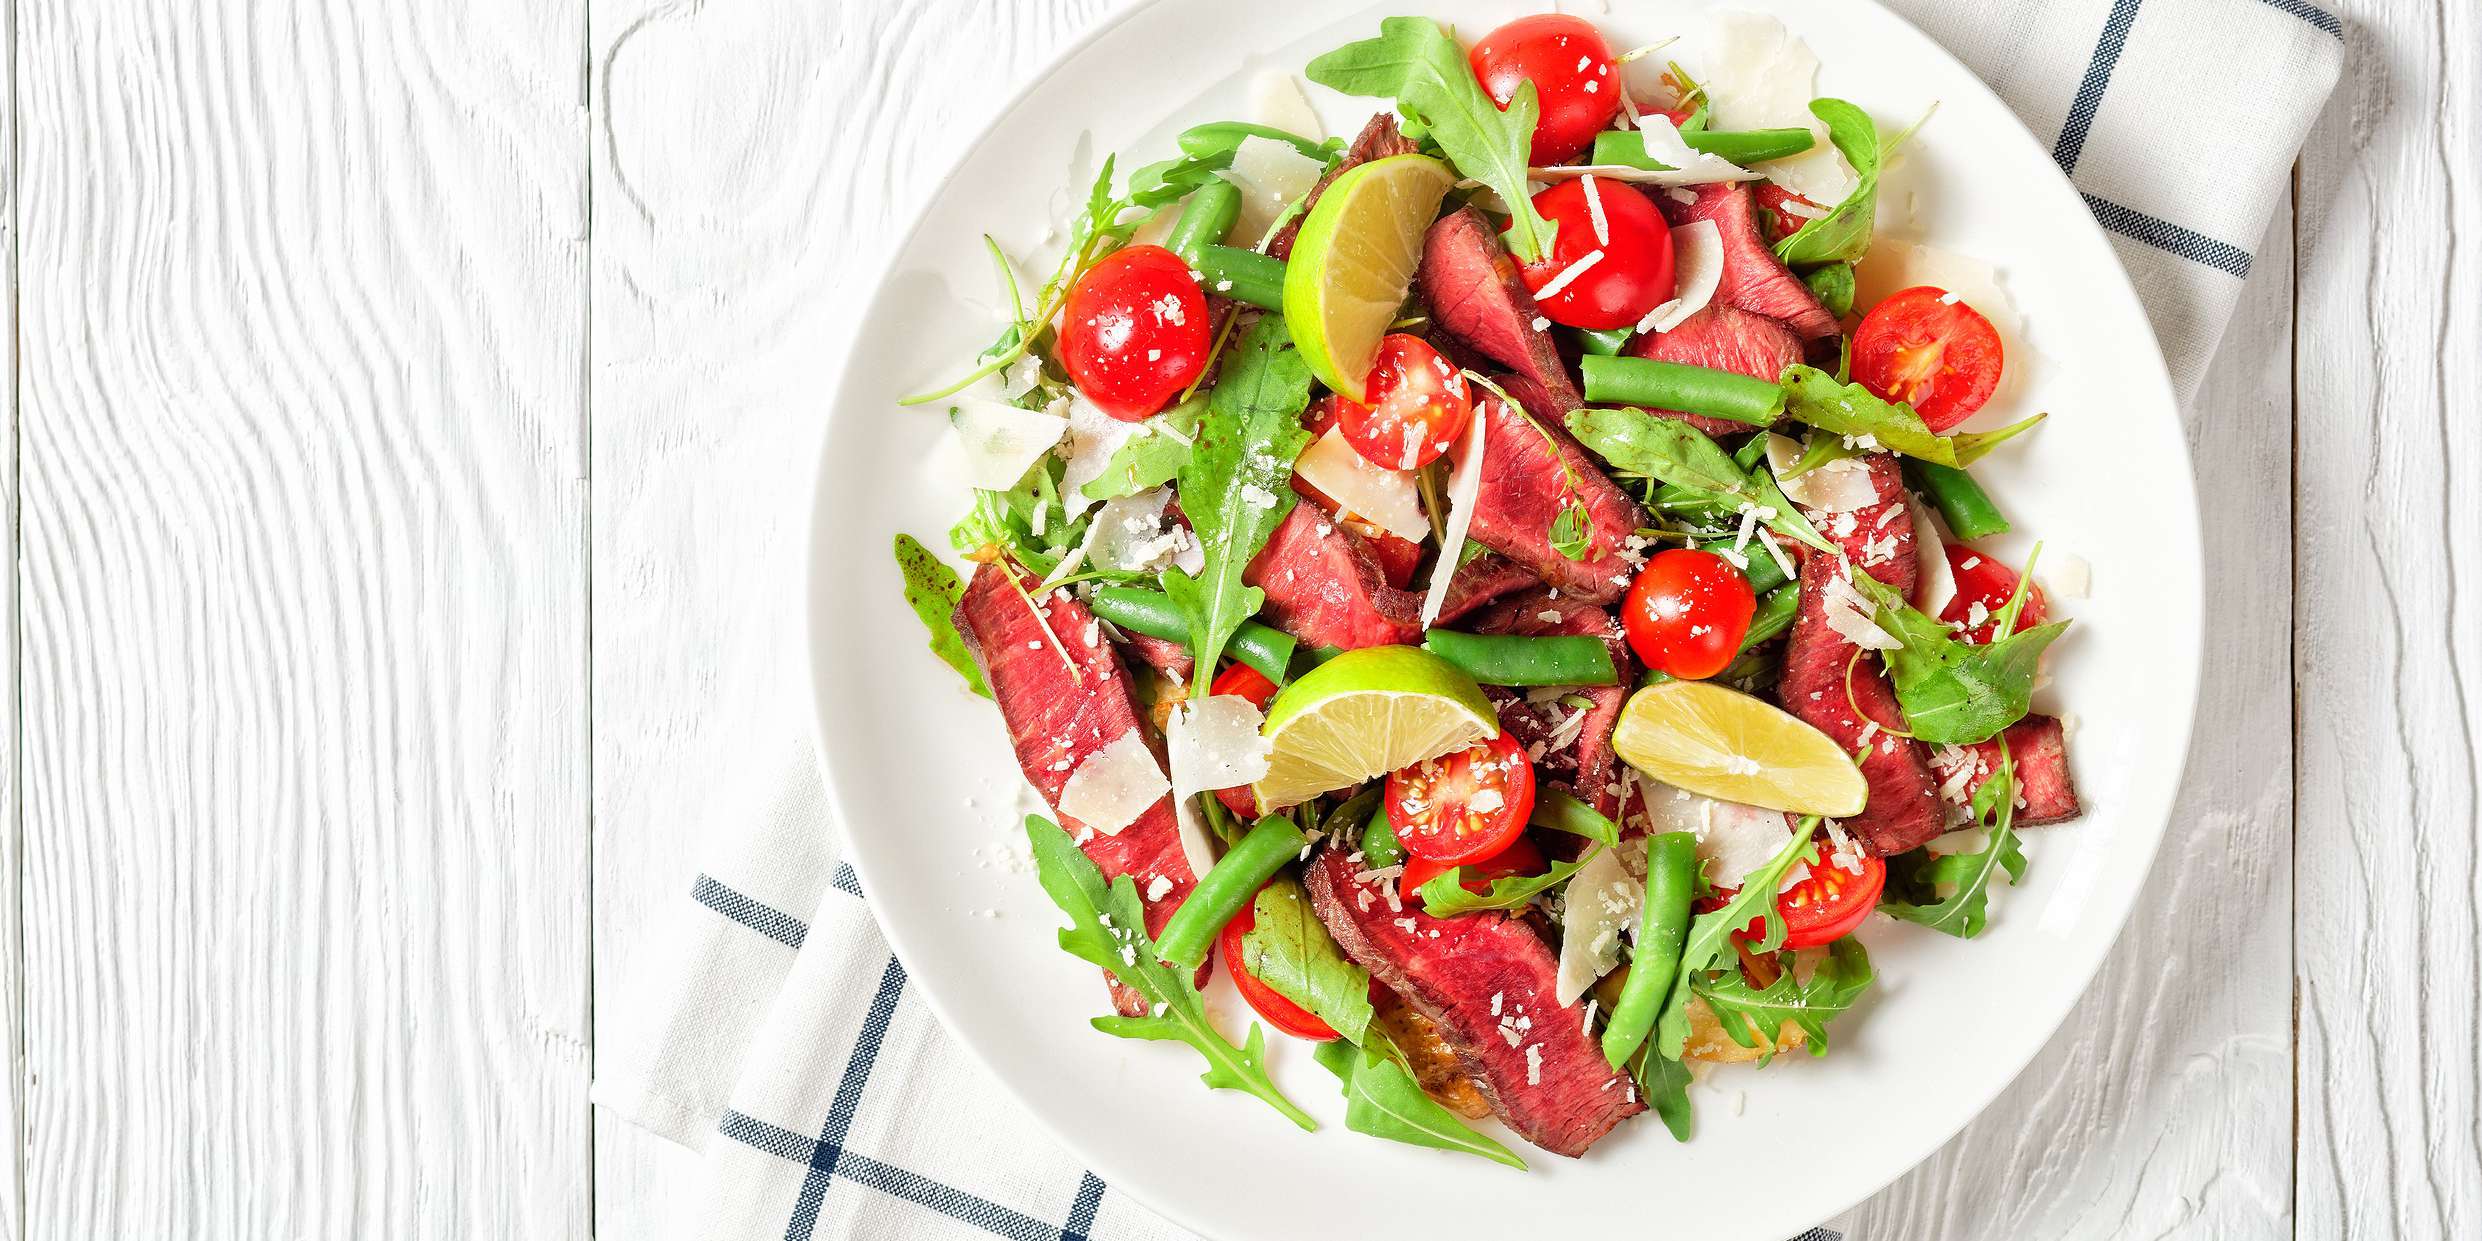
[[1292, 427, 1431, 544], [1056, 729, 1168, 836], [1166, 695, 1274, 798], [1555, 847, 1640, 1003], [948, 398, 1070, 491], [1419, 395, 1492, 627], [1643, 219, 1723, 333]]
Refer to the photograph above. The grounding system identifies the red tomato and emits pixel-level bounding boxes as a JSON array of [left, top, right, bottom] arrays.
[[1336, 334, 1473, 470], [1385, 732, 1537, 866], [1753, 183, 1827, 247], [1468, 15, 1623, 165], [1291, 393, 1425, 588], [1940, 544, 2048, 643], [1519, 178, 1676, 330], [1402, 834, 1547, 905], [1622, 549, 1757, 680], [1851, 286, 2005, 432], [1219, 897, 1340, 1041], [1208, 662, 1278, 708], [1711, 850, 1887, 950], [1058, 244, 1211, 420]]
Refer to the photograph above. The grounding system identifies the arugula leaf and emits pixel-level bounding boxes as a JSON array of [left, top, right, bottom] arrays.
[[1313, 1040, 1528, 1169], [1690, 937, 1876, 1064], [1779, 364, 1957, 465], [1082, 395, 1204, 501], [949, 456, 1087, 576], [1804, 261, 1857, 318], [1841, 570, 2069, 746], [1880, 751, 2028, 936], [1529, 787, 1620, 848], [1653, 822, 1818, 1059], [1952, 412, 2048, 467], [1627, 1042, 1695, 1141], [1547, 503, 1594, 561], [1025, 815, 1315, 1129], [1239, 877, 1375, 1045], [1776, 99, 1884, 268], [1306, 17, 1557, 263], [891, 535, 989, 697], [1416, 849, 1600, 917], [1165, 315, 1314, 694], [1566, 407, 1832, 552]]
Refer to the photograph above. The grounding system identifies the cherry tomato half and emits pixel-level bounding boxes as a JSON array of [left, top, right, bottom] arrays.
[[1208, 662, 1278, 709], [1385, 732, 1537, 866], [1940, 544, 2048, 643], [1469, 15, 1623, 165], [1058, 244, 1212, 421], [1709, 849, 1888, 950], [1623, 549, 1757, 680], [1337, 334, 1473, 470], [1851, 286, 2005, 432], [1753, 183, 1827, 248], [1294, 394, 1426, 588], [1519, 178, 1676, 330], [1219, 896, 1340, 1041], [1402, 834, 1548, 906]]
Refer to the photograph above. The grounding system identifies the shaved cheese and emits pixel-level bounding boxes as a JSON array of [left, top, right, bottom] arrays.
[[1418, 396, 1492, 627], [1220, 135, 1324, 248], [1556, 846, 1640, 1004], [1531, 119, 1757, 187], [1249, 72, 1325, 141], [1292, 428, 1430, 543], [2045, 552, 2092, 599], [1172, 796, 1222, 890], [1693, 13, 1855, 205], [1821, 568, 1902, 650], [950, 398, 1069, 491], [1581, 174, 1611, 245], [1080, 487, 1202, 575], [1637, 778, 1796, 886], [1057, 729, 1168, 836], [1906, 491, 1958, 616], [1056, 395, 1144, 519], [1167, 695, 1273, 799], [1644, 219, 1722, 333], [1765, 433, 1878, 513]]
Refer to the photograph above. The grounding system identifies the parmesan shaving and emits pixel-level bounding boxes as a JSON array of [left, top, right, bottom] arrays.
[[1056, 395, 1144, 519], [1418, 396, 1491, 627], [1555, 846, 1640, 1003], [1167, 695, 1273, 799], [1248, 71, 1324, 141], [1080, 487, 1202, 576], [1643, 219, 1722, 333], [1219, 136, 1324, 250], [1822, 568, 1903, 650], [1057, 729, 1169, 836], [1292, 427, 1431, 543], [1907, 490, 1958, 616], [949, 398, 1069, 491], [1637, 778, 1796, 886], [1530, 117, 1759, 187], [1765, 434, 1878, 513], [1689, 13, 1855, 204]]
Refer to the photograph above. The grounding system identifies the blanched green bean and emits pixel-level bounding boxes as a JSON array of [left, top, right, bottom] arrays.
[[1155, 815, 1310, 971], [1906, 460, 2009, 540], [1087, 586, 1295, 684], [1167, 181, 1241, 266], [1581, 355, 1786, 426], [1195, 245, 1285, 310], [1600, 831, 1699, 1068], [1422, 631, 1620, 686]]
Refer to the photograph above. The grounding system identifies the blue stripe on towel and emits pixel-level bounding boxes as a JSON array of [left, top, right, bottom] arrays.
[[693, 874, 810, 948], [2054, 0, 2146, 174], [2083, 193, 2254, 276]]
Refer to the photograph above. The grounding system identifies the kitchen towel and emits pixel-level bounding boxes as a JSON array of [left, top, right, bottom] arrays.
[[591, 1, 2342, 1237]]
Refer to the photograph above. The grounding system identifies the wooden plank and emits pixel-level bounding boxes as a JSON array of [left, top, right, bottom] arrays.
[[2295, 1, 2482, 1233], [586, 0, 1115, 1229], [14, 2, 590, 1235], [1854, 198, 2300, 1238], [0, 0, 22, 1235]]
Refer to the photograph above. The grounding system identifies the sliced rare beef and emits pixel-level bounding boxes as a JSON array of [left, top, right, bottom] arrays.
[[1656, 183, 1840, 340], [1928, 714, 2084, 826], [1303, 849, 1643, 1156], [1435, 551, 1546, 625], [1417, 206, 1577, 404], [1244, 503, 1422, 649], [1468, 589, 1633, 819], [1623, 304, 1801, 435], [1464, 390, 1649, 605], [1267, 113, 1420, 261], [1777, 553, 1945, 855], [955, 562, 1199, 1015], [1805, 453, 1919, 597], [1118, 631, 1194, 688]]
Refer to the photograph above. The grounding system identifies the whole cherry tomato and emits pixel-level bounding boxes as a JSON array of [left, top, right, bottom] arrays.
[[1519, 177, 1676, 330], [1940, 544, 2048, 643], [1336, 334, 1473, 470], [1058, 244, 1211, 420], [1385, 732, 1537, 867], [1469, 14, 1624, 165], [1851, 286, 2006, 432], [1622, 549, 1758, 680]]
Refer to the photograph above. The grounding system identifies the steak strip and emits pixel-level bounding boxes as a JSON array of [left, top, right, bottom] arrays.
[[1928, 715, 2084, 826]]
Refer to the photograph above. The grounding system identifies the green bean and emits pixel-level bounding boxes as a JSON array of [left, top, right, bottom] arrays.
[[1422, 630, 1619, 687], [1600, 831, 1699, 1068], [1696, 536, 1788, 595], [1580, 355, 1786, 426], [1087, 586, 1295, 684], [1195, 244, 1285, 310], [1177, 121, 1334, 163], [1571, 327, 1633, 356], [1740, 582, 1799, 650], [1156, 815, 1310, 971], [1592, 128, 1815, 170], [1359, 804, 1405, 870], [1906, 460, 2010, 540], [1166, 181, 1241, 266]]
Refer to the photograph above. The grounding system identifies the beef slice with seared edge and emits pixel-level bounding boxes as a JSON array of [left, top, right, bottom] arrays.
[[1417, 206, 1578, 407], [1656, 183, 1840, 340], [1304, 848, 1643, 1156], [1266, 113, 1420, 261], [1435, 551, 1546, 625], [1778, 553, 1946, 856], [1467, 589, 1634, 820], [1244, 504, 1423, 650], [955, 561, 1201, 1015], [1462, 388, 1649, 606], [1928, 714, 2083, 826], [1623, 304, 1801, 436], [1801, 453, 1919, 596]]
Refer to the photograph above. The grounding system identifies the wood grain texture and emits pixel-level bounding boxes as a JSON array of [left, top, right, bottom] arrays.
[[0, 2, 22, 1236], [2295, 1, 2482, 1235], [585, 1, 1118, 1232], [14, 2, 589, 1237], [1852, 201, 2299, 1241]]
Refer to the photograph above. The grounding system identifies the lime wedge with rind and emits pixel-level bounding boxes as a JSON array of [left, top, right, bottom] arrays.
[[1284, 153, 1456, 403], [1253, 645, 1496, 811], [1613, 680, 1869, 817]]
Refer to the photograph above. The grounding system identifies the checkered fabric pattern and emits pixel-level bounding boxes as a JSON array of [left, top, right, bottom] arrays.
[[593, 3, 2339, 1236]]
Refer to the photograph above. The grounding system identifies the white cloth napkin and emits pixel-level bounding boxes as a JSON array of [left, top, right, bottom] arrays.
[[591, 3, 2339, 1237]]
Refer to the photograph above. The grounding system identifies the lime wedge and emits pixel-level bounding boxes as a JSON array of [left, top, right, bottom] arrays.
[[1612, 680, 1869, 817], [1253, 645, 1496, 811], [1283, 153, 1456, 402]]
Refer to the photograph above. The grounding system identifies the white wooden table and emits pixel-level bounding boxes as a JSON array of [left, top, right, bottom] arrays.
[[0, 0, 2471, 1236]]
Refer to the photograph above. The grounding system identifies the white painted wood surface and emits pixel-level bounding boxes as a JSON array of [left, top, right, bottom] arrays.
[[2, 0, 2471, 1237]]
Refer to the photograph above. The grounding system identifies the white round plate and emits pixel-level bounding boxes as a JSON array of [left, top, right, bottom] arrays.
[[808, 1, 2199, 1237]]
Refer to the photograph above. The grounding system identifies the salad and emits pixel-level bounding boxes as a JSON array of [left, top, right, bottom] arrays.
[[892, 10, 2083, 1165]]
